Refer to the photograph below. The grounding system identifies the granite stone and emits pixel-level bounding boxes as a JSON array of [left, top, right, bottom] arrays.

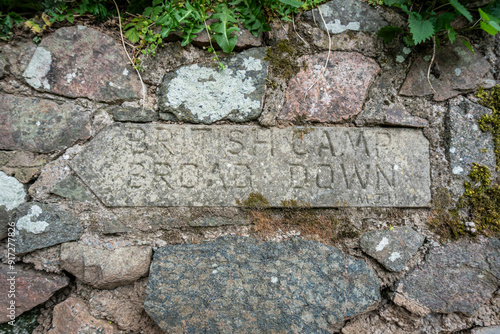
[[50, 174, 94, 202], [14, 202, 83, 254], [22, 26, 141, 102], [393, 238, 500, 316], [355, 108, 428, 128], [0, 94, 91, 153], [71, 124, 431, 207], [111, 106, 159, 123], [303, 0, 388, 34], [360, 227, 425, 272], [158, 48, 268, 124], [145, 236, 380, 333], [279, 52, 379, 123]]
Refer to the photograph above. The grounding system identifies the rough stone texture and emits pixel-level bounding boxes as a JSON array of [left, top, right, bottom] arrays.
[[0, 151, 48, 183], [0, 94, 91, 153], [50, 174, 94, 202], [360, 227, 425, 272], [355, 108, 428, 128], [399, 44, 492, 101], [0, 171, 26, 211], [48, 297, 121, 334], [145, 236, 381, 333], [0, 42, 37, 79], [111, 106, 158, 122], [189, 216, 248, 227], [279, 52, 379, 123], [22, 26, 141, 102], [0, 54, 5, 79], [60, 243, 152, 289], [14, 202, 82, 254], [393, 238, 500, 316], [0, 264, 69, 324], [71, 124, 431, 207], [310, 29, 380, 58], [471, 326, 500, 334], [0, 307, 40, 334], [0, 206, 9, 240], [303, 0, 388, 34], [158, 48, 268, 124], [448, 97, 497, 197]]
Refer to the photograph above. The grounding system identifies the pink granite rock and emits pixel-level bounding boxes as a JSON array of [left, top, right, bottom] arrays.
[[280, 51, 380, 123]]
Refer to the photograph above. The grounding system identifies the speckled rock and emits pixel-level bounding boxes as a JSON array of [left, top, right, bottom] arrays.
[[471, 326, 500, 334], [0, 264, 68, 324], [0, 94, 91, 153], [0, 151, 48, 183], [145, 236, 381, 333], [303, 0, 388, 34], [50, 174, 94, 202], [399, 44, 492, 101], [158, 47, 268, 124], [0, 171, 26, 211], [0, 42, 37, 79], [355, 108, 428, 128], [60, 243, 152, 289], [393, 238, 500, 316], [14, 202, 82, 254], [0, 307, 40, 334], [111, 106, 158, 122], [360, 227, 425, 272], [0, 54, 5, 79], [0, 207, 9, 240], [48, 297, 121, 334], [22, 26, 141, 102], [189, 216, 248, 227], [448, 97, 497, 197], [279, 52, 379, 123]]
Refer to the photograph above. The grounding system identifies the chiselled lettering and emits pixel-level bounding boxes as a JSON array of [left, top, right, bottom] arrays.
[[341, 164, 370, 189], [316, 164, 334, 188], [289, 164, 308, 188], [318, 131, 337, 157], [227, 130, 244, 155]]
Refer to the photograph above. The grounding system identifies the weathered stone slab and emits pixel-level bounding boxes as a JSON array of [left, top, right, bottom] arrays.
[[71, 124, 431, 207], [0, 94, 91, 153], [22, 26, 141, 102], [360, 227, 425, 272], [399, 44, 492, 101], [393, 238, 500, 316], [50, 174, 94, 202], [144, 236, 380, 333], [304, 0, 388, 34], [14, 202, 82, 254], [0, 264, 68, 324], [111, 106, 158, 123], [279, 52, 380, 123], [158, 48, 268, 124]]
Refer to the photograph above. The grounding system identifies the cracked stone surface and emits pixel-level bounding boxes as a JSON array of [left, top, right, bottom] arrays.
[[0, 94, 91, 153], [399, 44, 493, 101], [393, 237, 500, 316], [0, 264, 68, 324], [279, 52, 379, 123], [158, 48, 268, 124], [13, 202, 82, 254], [360, 227, 425, 272], [145, 236, 380, 333], [22, 26, 141, 102]]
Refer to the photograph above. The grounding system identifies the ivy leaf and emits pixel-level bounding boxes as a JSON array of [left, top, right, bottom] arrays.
[[279, 0, 304, 8], [408, 13, 435, 45], [450, 0, 473, 22], [377, 26, 403, 43]]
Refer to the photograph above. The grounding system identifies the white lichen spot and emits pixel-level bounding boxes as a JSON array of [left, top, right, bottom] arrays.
[[388, 252, 401, 262], [65, 72, 76, 84], [454, 68, 462, 76], [242, 57, 262, 71], [166, 64, 260, 123], [123, 68, 129, 76], [325, 19, 360, 34], [0, 172, 26, 210], [452, 166, 464, 175], [396, 55, 405, 63], [271, 276, 278, 283], [23, 46, 52, 90], [423, 55, 432, 62], [394, 165, 399, 171], [375, 237, 389, 252], [402, 47, 411, 55], [16, 205, 49, 234], [449, 147, 456, 153], [77, 25, 86, 30], [212, 270, 218, 274], [473, 124, 479, 131], [109, 82, 115, 87], [36, 121, 41, 126]]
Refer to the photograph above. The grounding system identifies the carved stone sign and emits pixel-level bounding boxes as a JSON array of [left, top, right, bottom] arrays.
[[71, 124, 431, 207]]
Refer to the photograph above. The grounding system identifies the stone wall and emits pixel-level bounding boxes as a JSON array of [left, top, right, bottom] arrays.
[[0, 1, 499, 333]]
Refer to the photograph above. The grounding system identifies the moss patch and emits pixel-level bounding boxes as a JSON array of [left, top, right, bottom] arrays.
[[476, 85, 500, 170], [264, 40, 304, 81], [236, 192, 270, 208]]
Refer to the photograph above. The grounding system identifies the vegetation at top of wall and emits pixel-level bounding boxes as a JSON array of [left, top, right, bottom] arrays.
[[373, 0, 500, 50], [476, 85, 500, 170]]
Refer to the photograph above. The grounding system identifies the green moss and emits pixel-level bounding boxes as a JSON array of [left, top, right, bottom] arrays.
[[428, 188, 464, 240], [264, 40, 303, 81], [236, 192, 270, 208], [476, 85, 500, 171]]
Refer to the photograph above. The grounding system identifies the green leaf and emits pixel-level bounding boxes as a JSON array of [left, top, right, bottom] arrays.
[[435, 12, 455, 31], [486, 0, 500, 18], [479, 8, 490, 21], [480, 20, 498, 35], [376, 25, 403, 43], [384, 0, 409, 6], [488, 19, 500, 31], [447, 26, 457, 43], [213, 25, 239, 53], [211, 4, 240, 53], [450, 0, 473, 22], [408, 13, 435, 44], [125, 28, 141, 43], [462, 39, 474, 53], [279, 0, 304, 8], [153, 0, 163, 6]]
